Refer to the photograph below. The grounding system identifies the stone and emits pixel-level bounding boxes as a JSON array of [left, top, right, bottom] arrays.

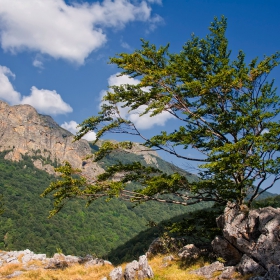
[[45, 253, 68, 269], [215, 203, 280, 276], [212, 236, 242, 266], [162, 255, 174, 262], [266, 264, 280, 280], [217, 266, 236, 279], [124, 260, 139, 280], [65, 255, 80, 264], [124, 256, 154, 280], [191, 261, 224, 279], [109, 266, 123, 280], [236, 254, 266, 276], [178, 244, 201, 261], [6, 257, 20, 264], [138, 255, 154, 279]]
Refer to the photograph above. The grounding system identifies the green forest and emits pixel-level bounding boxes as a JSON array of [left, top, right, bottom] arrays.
[[0, 150, 205, 262]]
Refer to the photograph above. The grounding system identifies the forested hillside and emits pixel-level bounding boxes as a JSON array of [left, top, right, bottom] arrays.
[[0, 150, 203, 261]]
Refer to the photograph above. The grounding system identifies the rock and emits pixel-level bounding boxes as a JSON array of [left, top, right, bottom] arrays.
[[214, 203, 280, 276], [178, 244, 201, 261], [191, 261, 224, 279], [109, 266, 123, 280], [0, 100, 104, 179], [217, 266, 236, 279], [124, 255, 154, 280], [64, 255, 80, 264], [236, 254, 266, 276], [124, 260, 139, 280], [265, 264, 280, 280], [6, 257, 20, 264], [162, 255, 174, 262], [138, 255, 154, 279], [212, 236, 242, 265], [84, 258, 105, 267], [45, 253, 68, 269]]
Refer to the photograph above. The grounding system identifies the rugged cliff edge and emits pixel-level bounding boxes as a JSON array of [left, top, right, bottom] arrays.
[[0, 100, 103, 178]]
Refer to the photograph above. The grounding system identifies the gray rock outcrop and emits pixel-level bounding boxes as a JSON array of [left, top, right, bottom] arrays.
[[109, 266, 123, 280], [213, 203, 280, 278], [191, 261, 224, 279], [107, 255, 154, 280]]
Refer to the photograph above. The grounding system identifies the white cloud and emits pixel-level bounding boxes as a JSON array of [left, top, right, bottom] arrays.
[[61, 120, 96, 141], [0, 0, 161, 65], [0, 66, 21, 104], [0, 65, 72, 115], [21, 87, 73, 115], [33, 59, 44, 69], [100, 73, 173, 129]]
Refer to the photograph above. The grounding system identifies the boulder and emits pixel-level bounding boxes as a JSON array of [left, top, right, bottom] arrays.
[[217, 266, 236, 279], [211, 236, 242, 265], [236, 254, 266, 276], [178, 244, 201, 261], [191, 261, 224, 279], [109, 266, 123, 280], [214, 203, 280, 278], [124, 255, 153, 280], [138, 255, 154, 279]]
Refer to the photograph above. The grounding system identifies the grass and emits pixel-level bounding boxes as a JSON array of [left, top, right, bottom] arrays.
[[0, 254, 252, 280], [149, 255, 206, 280]]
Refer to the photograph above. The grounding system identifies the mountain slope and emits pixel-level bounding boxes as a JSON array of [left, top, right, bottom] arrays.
[[0, 151, 202, 259], [0, 101, 200, 259]]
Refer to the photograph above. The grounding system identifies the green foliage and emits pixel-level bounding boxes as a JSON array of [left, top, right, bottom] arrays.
[[57, 16, 279, 209], [163, 205, 223, 245], [251, 194, 280, 208]]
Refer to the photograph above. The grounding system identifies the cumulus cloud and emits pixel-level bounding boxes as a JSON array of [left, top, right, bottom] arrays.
[[21, 87, 73, 115], [0, 65, 72, 115], [100, 73, 173, 129], [61, 120, 96, 141], [0, 0, 162, 64], [0, 66, 21, 104]]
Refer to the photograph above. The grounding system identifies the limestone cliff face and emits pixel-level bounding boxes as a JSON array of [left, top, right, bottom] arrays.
[[0, 100, 104, 178]]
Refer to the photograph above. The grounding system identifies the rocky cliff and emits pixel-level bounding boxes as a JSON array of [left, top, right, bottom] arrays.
[[0, 100, 104, 178], [0, 100, 163, 179]]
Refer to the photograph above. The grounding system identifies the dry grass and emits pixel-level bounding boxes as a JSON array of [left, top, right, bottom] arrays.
[[0, 263, 23, 276], [0, 260, 112, 280], [148, 255, 206, 280], [0, 255, 252, 280], [11, 263, 113, 280]]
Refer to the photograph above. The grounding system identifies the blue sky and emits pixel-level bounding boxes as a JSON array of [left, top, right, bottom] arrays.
[[0, 0, 280, 192]]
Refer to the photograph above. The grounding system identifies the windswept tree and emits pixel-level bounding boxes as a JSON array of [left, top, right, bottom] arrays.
[[42, 16, 280, 216]]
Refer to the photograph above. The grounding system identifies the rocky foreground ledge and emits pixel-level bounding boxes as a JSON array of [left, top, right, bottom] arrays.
[[0, 249, 153, 280]]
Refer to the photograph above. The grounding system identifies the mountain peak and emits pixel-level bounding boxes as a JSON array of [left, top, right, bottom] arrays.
[[0, 101, 104, 177]]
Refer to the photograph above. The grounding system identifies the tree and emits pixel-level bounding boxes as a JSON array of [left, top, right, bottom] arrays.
[[42, 16, 280, 216]]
